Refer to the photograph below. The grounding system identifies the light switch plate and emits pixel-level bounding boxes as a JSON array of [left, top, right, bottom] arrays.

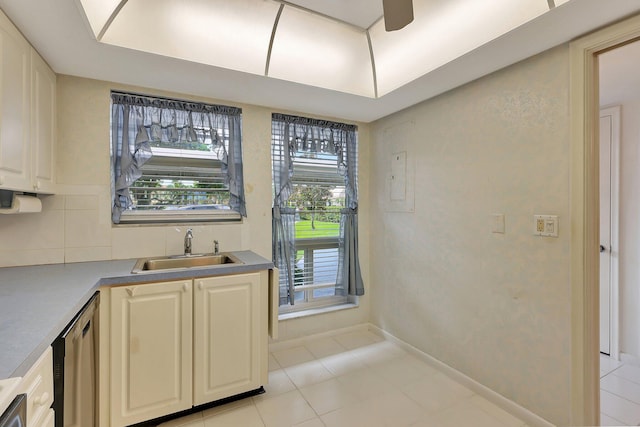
[[534, 215, 558, 237]]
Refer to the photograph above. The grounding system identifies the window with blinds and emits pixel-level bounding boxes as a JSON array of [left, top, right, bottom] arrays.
[[287, 166, 344, 304], [272, 117, 353, 311], [119, 149, 239, 223], [111, 92, 243, 223], [126, 147, 237, 222]]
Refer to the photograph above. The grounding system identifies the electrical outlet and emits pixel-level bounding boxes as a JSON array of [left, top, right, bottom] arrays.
[[534, 215, 558, 237]]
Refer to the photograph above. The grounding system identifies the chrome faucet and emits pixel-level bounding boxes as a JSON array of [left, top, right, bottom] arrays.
[[184, 229, 193, 255]]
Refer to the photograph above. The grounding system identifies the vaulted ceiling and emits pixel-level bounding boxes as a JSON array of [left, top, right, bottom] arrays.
[[1, 0, 640, 122]]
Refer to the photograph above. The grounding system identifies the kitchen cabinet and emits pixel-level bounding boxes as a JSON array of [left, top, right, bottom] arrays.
[[40, 409, 55, 427], [0, 10, 30, 191], [17, 347, 54, 427], [193, 273, 263, 405], [0, 9, 56, 194], [110, 280, 193, 427], [30, 49, 56, 193], [103, 270, 270, 427]]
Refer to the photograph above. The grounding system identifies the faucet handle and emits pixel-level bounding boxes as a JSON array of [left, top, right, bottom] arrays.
[[214, 240, 219, 255]]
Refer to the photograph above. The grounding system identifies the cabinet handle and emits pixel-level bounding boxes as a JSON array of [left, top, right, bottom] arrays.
[[198, 281, 203, 290], [126, 287, 135, 297], [183, 283, 189, 292], [0, 176, 4, 185], [34, 392, 49, 406]]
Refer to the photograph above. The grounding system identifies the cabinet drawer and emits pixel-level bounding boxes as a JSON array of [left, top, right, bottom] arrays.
[[19, 347, 53, 427]]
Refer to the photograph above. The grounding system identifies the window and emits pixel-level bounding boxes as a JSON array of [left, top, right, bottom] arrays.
[[272, 113, 364, 313], [110, 92, 245, 224]]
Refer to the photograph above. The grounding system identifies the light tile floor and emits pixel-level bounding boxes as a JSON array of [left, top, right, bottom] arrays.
[[159, 330, 528, 427], [600, 354, 640, 426]]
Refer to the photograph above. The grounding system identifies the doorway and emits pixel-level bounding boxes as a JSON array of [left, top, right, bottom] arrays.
[[598, 40, 640, 425], [569, 14, 640, 426]]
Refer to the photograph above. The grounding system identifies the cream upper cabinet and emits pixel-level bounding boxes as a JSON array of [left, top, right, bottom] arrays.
[[30, 49, 56, 193], [0, 11, 30, 191], [193, 272, 264, 405], [0, 9, 56, 194], [110, 280, 193, 427]]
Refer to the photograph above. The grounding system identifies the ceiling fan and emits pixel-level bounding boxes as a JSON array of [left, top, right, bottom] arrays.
[[382, 0, 414, 31]]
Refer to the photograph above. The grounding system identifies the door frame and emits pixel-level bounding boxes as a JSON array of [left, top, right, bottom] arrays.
[[600, 105, 621, 361], [570, 15, 640, 426]]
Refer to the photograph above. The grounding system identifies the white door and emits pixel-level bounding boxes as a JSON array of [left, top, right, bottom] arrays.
[[599, 112, 612, 355], [599, 105, 621, 357]]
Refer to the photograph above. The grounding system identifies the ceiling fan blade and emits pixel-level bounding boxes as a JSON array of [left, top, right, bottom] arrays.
[[383, 0, 414, 31]]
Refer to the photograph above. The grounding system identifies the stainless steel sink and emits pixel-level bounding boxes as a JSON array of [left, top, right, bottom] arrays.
[[131, 253, 242, 273]]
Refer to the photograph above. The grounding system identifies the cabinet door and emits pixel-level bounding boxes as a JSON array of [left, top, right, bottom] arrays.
[[30, 50, 55, 193], [18, 347, 53, 427], [193, 273, 262, 405], [0, 11, 30, 191], [111, 280, 192, 427], [36, 409, 55, 427]]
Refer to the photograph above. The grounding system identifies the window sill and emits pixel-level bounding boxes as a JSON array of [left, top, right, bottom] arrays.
[[278, 302, 358, 321], [116, 210, 242, 225]]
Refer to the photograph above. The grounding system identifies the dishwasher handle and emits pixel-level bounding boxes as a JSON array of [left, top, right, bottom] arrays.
[[59, 292, 99, 340]]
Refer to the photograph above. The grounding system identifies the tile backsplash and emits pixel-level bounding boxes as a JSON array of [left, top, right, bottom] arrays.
[[0, 190, 252, 267]]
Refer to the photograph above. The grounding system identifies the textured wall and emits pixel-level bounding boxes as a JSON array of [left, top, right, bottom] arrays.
[[369, 45, 571, 425]]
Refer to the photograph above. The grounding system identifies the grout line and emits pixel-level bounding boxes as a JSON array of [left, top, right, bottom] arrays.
[[611, 366, 639, 383], [601, 391, 640, 427], [601, 362, 625, 376], [600, 410, 629, 427], [601, 386, 640, 408]]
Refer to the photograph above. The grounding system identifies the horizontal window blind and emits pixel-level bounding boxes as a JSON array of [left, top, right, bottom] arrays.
[[129, 153, 230, 211]]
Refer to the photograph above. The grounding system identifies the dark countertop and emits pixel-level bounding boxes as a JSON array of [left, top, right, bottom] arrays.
[[0, 250, 273, 380]]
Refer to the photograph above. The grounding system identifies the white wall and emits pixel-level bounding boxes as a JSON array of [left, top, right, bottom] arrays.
[[609, 98, 640, 360], [369, 46, 571, 426], [0, 75, 370, 340]]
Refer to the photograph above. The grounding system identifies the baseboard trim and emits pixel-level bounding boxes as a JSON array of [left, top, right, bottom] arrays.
[[368, 324, 555, 427]]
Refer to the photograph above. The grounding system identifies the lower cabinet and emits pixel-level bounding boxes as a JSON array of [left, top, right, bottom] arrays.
[[40, 409, 55, 427], [105, 271, 268, 427], [17, 347, 54, 427], [193, 274, 262, 405], [110, 280, 193, 427]]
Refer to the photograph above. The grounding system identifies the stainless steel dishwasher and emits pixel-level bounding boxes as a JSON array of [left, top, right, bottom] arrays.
[[53, 292, 99, 427]]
